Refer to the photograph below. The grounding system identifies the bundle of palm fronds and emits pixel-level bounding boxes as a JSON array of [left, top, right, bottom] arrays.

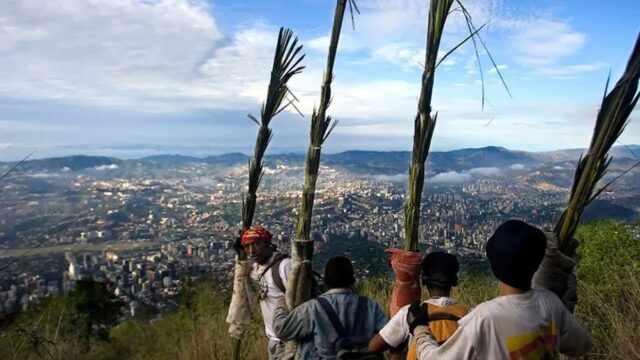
[[403, 0, 508, 252], [241, 28, 305, 239], [555, 33, 639, 254], [403, 0, 455, 252], [287, 0, 358, 310], [227, 27, 305, 360]]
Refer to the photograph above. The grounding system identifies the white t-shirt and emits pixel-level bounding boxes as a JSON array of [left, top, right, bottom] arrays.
[[414, 288, 592, 359], [379, 296, 460, 348], [250, 253, 291, 341]]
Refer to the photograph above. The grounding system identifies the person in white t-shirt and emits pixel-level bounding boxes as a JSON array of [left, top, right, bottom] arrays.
[[407, 220, 592, 360], [239, 226, 291, 360], [368, 252, 468, 359]]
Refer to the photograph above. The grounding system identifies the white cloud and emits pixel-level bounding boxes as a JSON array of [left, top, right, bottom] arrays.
[[95, 164, 119, 170], [489, 64, 508, 74], [509, 163, 526, 170], [0, 0, 635, 156], [532, 62, 607, 77], [306, 34, 365, 54], [468, 167, 502, 176], [508, 19, 586, 66], [27, 172, 61, 178], [372, 174, 409, 183], [370, 43, 423, 69], [429, 171, 473, 183], [0, 0, 278, 112]]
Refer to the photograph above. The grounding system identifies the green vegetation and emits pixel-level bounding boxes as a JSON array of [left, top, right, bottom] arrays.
[[1, 221, 638, 359], [574, 221, 640, 358]]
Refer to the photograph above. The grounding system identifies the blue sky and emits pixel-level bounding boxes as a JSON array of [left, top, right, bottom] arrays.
[[0, 0, 638, 160]]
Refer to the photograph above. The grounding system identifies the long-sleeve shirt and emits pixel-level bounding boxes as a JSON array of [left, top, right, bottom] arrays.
[[414, 288, 592, 359], [273, 288, 389, 359]]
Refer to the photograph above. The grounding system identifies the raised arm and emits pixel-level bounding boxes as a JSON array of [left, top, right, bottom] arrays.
[[272, 299, 314, 341]]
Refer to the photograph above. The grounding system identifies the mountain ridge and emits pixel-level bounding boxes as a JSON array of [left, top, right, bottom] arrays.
[[2, 145, 638, 174]]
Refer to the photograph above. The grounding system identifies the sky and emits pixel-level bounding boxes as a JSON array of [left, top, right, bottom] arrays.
[[0, 0, 638, 161]]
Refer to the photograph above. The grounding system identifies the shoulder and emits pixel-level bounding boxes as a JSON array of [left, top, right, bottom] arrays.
[[278, 255, 291, 266], [532, 288, 567, 312], [366, 296, 385, 309], [366, 297, 388, 318], [457, 297, 503, 328], [388, 304, 409, 323], [290, 296, 320, 316], [533, 287, 560, 301]]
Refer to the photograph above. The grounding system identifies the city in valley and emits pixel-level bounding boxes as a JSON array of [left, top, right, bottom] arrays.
[[1, 147, 638, 318]]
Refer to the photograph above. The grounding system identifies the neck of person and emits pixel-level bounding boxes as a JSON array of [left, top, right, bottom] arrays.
[[498, 281, 529, 296], [426, 287, 451, 298]]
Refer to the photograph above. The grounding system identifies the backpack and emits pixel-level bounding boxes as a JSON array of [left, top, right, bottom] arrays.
[[405, 302, 469, 360], [259, 253, 324, 297], [316, 296, 383, 360]]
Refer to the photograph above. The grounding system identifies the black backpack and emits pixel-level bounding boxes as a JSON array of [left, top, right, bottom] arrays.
[[316, 296, 383, 360]]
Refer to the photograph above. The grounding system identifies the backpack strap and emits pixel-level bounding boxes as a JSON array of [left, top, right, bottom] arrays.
[[270, 256, 287, 293], [258, 253, 289, 293], [428, 312, 461, 322], [316, 296, 346, 338], [352, 296, 369, 335]]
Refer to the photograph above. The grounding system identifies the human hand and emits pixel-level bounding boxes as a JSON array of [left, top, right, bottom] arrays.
[[408, 300, 429, 335]]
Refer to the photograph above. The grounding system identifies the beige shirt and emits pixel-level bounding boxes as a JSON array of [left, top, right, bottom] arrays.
[[249, 253, 291, 341], [414, 288, 591, 359]]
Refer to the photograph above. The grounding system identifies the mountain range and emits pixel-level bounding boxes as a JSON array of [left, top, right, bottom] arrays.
[[3, 145, 639, 175]]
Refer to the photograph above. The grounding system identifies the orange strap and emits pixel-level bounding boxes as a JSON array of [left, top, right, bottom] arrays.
[[406, 302, 469, 360]]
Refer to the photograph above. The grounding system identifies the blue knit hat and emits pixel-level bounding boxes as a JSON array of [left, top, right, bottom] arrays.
[[486, 220, 546, 290]]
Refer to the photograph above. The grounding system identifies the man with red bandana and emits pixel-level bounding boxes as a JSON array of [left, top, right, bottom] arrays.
[[238, 226, 291, 360]]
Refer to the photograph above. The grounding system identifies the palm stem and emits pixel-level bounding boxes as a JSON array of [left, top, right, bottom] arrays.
[[287, 0, 353, 309]]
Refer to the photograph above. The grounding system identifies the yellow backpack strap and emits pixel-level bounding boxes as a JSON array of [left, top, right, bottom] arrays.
[[407, 302, 469, 359]]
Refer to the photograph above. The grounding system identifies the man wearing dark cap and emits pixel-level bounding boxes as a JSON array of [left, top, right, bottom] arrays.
[[367, 251, 468, 358], [410, 220, 592, 359], [273, 256, 388, 359]]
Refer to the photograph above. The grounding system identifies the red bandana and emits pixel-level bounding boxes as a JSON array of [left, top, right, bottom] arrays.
[[241, 226, 273, 246]]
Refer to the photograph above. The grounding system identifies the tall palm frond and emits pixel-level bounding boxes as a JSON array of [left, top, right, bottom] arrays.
[[241, 28, 305, 232], [288, 0, 356, 310], [404, 0, 510, 252], [230, 27, 305, 360], [555, 33, 640, 253]]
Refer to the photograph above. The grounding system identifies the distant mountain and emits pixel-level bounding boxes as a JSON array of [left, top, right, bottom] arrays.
[[4, 155, 120, 172], [4, 145, 638, 175], [202, 153, 249, 166], [321, 147, 539, 174], [536, 145, 640, 162], [325, 151, 410, 174], [582, 199, 639, 221], [141, 154, 202, 164], [428, 146, 537, 173]]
